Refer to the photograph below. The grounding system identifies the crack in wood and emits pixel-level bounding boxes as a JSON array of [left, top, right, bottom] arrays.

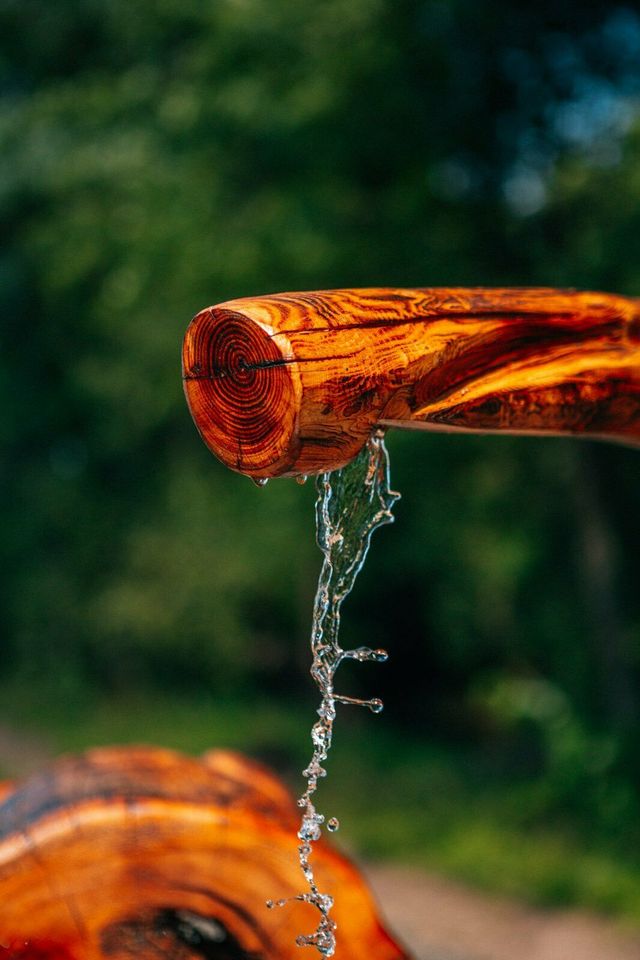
[[183, 353, 354, 381]]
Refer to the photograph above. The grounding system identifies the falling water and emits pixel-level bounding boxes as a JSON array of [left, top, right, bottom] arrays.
[[267, 430, 400, 957]]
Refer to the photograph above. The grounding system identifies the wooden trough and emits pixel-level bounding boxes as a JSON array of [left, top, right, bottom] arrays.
[[0, 747, 410, 959]]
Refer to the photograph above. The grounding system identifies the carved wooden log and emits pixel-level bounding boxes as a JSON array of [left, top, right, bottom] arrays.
[[182, 288, 640, 478], [0, 747, 409, 959]]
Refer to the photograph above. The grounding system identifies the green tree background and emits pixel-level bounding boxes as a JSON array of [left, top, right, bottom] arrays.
[[2, 0, 640, 915]]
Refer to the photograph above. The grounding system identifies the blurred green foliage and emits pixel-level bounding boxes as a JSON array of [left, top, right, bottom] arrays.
[[2, 0, 640, 912]]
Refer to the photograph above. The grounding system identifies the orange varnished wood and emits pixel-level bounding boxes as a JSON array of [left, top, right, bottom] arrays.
[[0, 746, 409, 959], [182, 288, 640, 478]]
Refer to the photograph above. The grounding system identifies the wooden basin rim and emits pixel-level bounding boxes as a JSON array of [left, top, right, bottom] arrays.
[[0, 746, 411, 959]]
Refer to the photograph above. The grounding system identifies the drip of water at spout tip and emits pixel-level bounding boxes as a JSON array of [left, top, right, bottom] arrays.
[[251, 476, 269, 487]]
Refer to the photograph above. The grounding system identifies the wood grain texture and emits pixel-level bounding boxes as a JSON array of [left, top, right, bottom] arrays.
[[182, 288, 640, 478], [0, 747, 409, 960]]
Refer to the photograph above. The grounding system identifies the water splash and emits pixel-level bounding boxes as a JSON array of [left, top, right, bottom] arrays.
[[267, 431, 400, 957]]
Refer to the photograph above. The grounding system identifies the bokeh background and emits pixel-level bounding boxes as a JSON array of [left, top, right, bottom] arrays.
[[2, 0, 640, 936]]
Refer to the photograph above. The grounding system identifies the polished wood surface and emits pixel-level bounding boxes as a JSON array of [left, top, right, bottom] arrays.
[[182, 288, 640, 478], [0, 747, 409, 959]]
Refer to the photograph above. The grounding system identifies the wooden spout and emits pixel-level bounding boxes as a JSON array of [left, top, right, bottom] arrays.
[[182, 288, 640, 478]]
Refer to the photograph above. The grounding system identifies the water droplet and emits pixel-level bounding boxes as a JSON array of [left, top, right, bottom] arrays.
[[271, 898, 288, 909], [303, 760, 327, 781], [311, 721, 329, 749], [369, 698, 384, 714], [251, 476, 269, 487], [296, 474, 309, 484], [327, 817, 339, 832], [298, 816, 322, 842], [317, 701, 335, 721]]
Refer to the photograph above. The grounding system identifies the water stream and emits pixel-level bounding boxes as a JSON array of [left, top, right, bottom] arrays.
[[267, 431, 400, 957]]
